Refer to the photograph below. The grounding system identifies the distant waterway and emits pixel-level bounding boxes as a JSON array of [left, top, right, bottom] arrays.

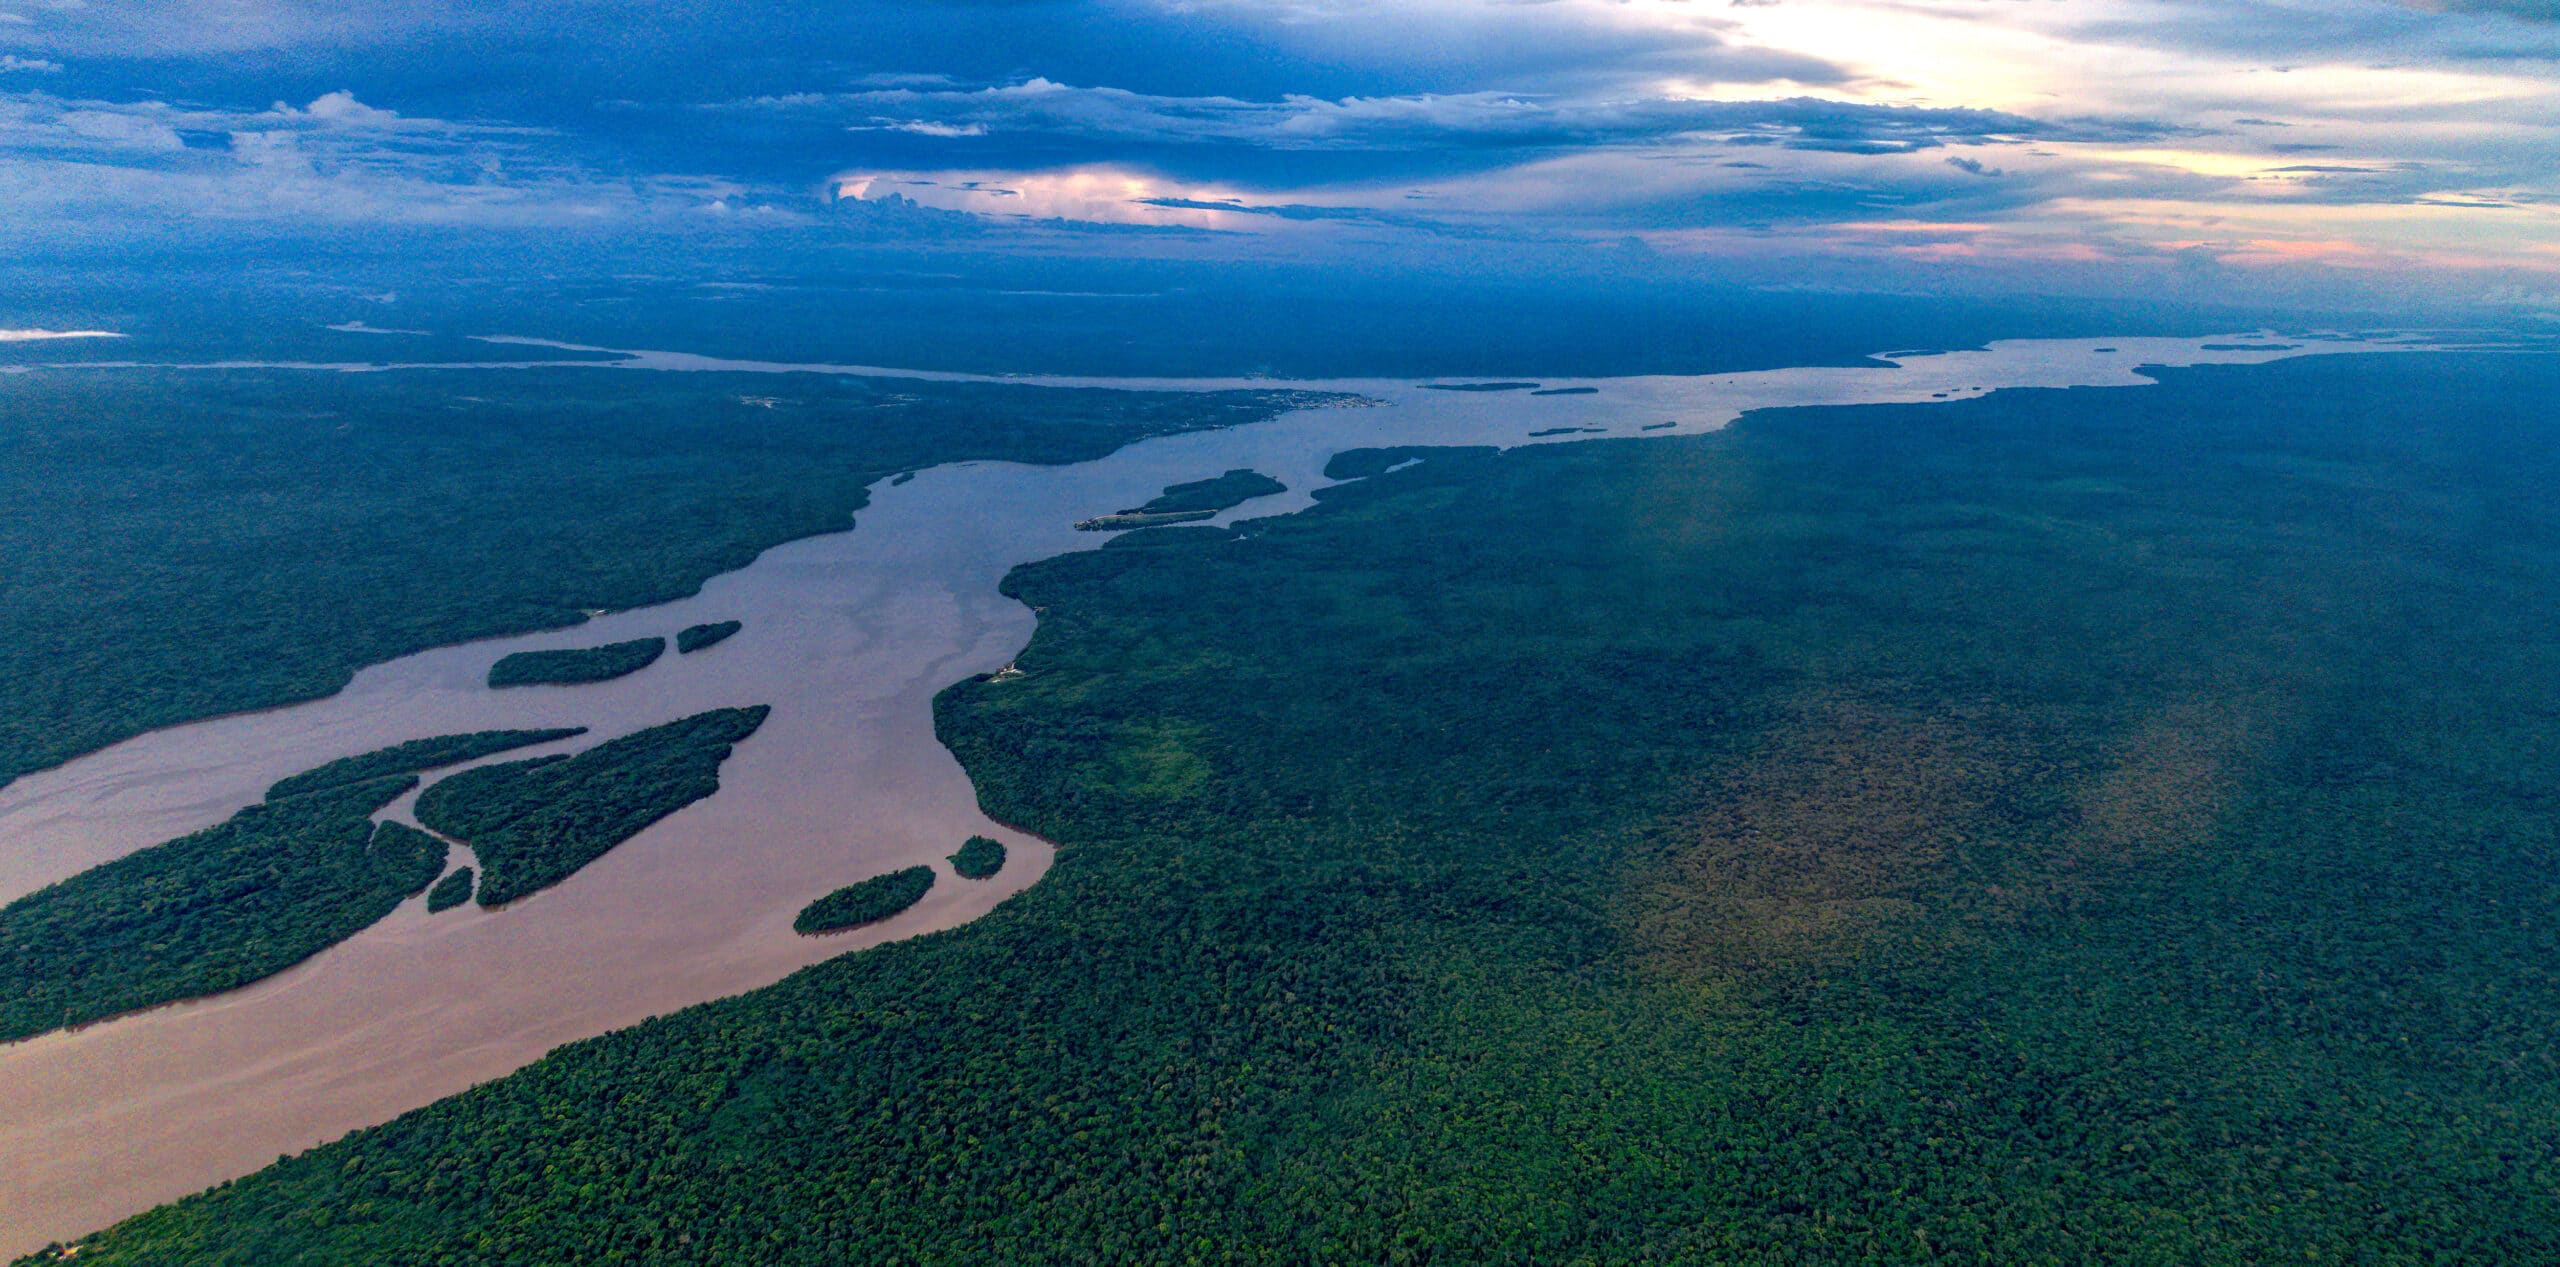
[[0, 333, 2420, 1253]]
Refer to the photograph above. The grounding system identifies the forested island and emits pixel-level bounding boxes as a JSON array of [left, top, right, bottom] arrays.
[[1076, 468, 1285, 530], [416, 706, 770, 906], [487, 638, 665, 687], [676, 621, 742, 654], [0, 729, 570, 1041], [949, 836, 1006, 880], [793, 867, 936, 934], [424, 867, 476, 914]]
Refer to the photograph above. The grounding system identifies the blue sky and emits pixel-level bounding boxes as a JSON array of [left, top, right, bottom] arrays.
[[4, 0, 2556, 321]]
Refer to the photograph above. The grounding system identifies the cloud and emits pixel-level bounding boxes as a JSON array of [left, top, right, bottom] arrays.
[[884, 120, 987, 138], [0, 88, 783, 236], [0, 0, 454, 58], [0, 89, 528, 177], [821, 185, 986, 237], [57, 109, 186, 151], [759, 77, 2186, 155], [295, 89, 403, 126], [836, 165, 1247, 227], [2481, 284, 2560, 323], [1140, 196, 1374, 221], [2071, 0, 2560, 65], [0, 327, 122, 341], [2, 0, 2557, 306]]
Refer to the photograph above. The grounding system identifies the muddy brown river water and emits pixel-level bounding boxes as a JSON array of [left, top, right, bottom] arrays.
[[0, 334, 2417, 1252]]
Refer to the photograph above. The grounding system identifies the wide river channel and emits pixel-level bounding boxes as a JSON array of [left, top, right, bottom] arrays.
[[0, 333, 2413, 1252]]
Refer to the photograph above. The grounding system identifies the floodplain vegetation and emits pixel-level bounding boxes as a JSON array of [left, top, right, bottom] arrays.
[[0, 728, 586, 1041], [36, 353, 2560, 1264], [0, 368, 1338, 788], [416, 707, 770, 906], [792, 867, 936, 935], [675, 621, 742, 654], [949, 835, 1006, 880], [487, 638, 665, 688]]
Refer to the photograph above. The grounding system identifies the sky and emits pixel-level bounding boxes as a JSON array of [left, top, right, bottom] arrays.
[[2, 0, 2556, 323]]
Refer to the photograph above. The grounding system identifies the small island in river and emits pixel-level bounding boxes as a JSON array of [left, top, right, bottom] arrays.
[[951, 835, 1007, 879], [488, 637, 666, 687], [677, 620, 742, 654], [425, 867, 476, 913], [1077, 468, 1286, 531], [795, 866, 936, 934]]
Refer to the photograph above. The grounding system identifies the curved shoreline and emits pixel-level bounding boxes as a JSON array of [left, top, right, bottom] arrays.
[[0, 333, 2421, 1254]]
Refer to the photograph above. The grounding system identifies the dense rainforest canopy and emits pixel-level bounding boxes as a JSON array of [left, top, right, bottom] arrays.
[[34, 353, 2560, 1264]]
